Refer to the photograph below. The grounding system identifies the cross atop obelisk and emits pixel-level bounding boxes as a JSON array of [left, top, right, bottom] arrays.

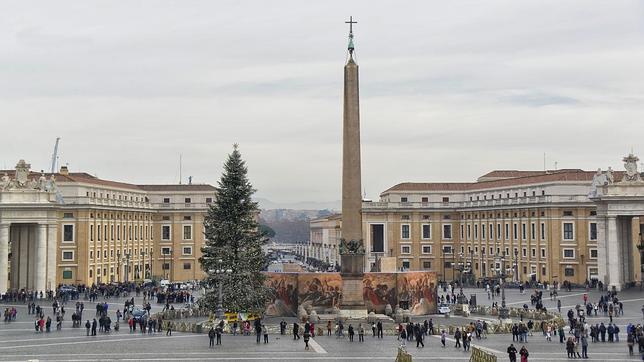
[[345, 16, 357, 56]]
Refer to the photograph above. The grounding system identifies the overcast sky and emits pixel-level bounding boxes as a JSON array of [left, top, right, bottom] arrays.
[[1, 1, 643, 204]]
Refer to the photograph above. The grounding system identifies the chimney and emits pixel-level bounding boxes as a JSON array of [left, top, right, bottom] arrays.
[[59, 165, 69, 175]]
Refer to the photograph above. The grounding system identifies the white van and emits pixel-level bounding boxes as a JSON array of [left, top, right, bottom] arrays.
[[160, 279, 170, 287]]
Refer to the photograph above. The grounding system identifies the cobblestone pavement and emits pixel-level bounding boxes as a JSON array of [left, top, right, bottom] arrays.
[[0, 288, 642, 361]]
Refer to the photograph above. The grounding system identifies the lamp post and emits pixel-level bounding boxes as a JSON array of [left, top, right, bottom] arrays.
[[210, 259, 232, 321], [457, 251, 466, 304], [496, 252, 509, 319], [514, 249, 519, 283], [124, 251, 131, 283], [638, 233, 644, 291]]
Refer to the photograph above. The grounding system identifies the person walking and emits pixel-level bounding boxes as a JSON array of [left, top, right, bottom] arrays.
[[327, 320, 332, 336], [85, 320, 91, 336], [415, 327, 424, 348], [519, 345, 529, 362], [348, 324, 354, 342], [293, 322, 300, 340], [216, 325, 222, 345], [566, 337, 575, 358], [303, 329, 311, 350], [166, 321, 173, 336], [371, 322, 376, 337], [377, 321, 383, 338], [581, 335, 588, 358], [262, 324, 269, 344], [358, 323, 364, 342], [507, 343, 518, 362], [208, 327, 215, 347], [454, 328, 462, 349], [91, 318, 97, 336]]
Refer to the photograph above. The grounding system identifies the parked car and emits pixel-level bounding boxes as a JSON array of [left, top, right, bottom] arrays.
[[438, 304, 451, 314]]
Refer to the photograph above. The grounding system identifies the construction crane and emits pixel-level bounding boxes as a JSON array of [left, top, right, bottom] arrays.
[[50, 137, 61, 174]]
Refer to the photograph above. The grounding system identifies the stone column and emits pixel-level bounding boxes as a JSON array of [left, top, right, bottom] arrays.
[[606, 216, 623, 291], [596, 217, 607, 285], [47, 224, 57, 290], [34, 224, 47, 294], [18, 225, 28, 289], [0, 224, 9, 295]]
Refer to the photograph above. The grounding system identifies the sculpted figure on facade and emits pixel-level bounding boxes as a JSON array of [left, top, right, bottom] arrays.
[[38, 173, 48, 191], [28, 177, 39, 189], [589, 168, 606, 197], [621, 153, 642, 183], [606, 166, 614, 184], [0, 172, 10, 190]]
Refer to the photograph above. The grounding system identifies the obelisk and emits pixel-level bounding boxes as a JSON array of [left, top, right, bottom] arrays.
[[342, 16, 363, 250], [339, 17, 365, 312]]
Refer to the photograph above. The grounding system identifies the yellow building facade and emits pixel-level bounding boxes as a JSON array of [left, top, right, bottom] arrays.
[[0, 162, 216, 291], [350, 169, 642, 287]]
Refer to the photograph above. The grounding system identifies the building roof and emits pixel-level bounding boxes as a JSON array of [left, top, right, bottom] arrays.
[[0, 169, 216, 192], [382, 169, 624, 195], [137, 184, 217, 192]]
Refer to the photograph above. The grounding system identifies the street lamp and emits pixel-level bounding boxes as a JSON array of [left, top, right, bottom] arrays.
[[514, 249, 519, 283], [638, 233, 644, 290], [124, 251, 131, 283], [457, 252, 466, 304], [496, 252, 509, 319], [210, 259, 233, 320]]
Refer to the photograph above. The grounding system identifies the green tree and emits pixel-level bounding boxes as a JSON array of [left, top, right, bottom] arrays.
[[199, 145, 269, 313]]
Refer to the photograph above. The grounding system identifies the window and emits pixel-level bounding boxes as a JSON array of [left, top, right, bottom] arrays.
[[442, 224, 452, 239], [421, 197, 428, 203], [63, 212, 74, 218], [62, 270, 72, 279], [530, 223, 536, 240], [467, 225, 471, 239], [62, 251, 74, 260], [400, 197, 408, 202], [401, 215, 410, 220], [590, 248, 598, 259], [541, 248, 546, 258], [497, 224, 501, 240], [522, 248, 527, 257], [563, 210, 573, 216], [505, 224, 509, 240], [540, 222, 546, 240], [370, 224, 385, 253], [589, 223, 597, 241], [63, 225, 74, 242], [183, 225, 192, 240], [489, 224, 493, 240], [442, 245, 453, 254], [474, 224, 478, 240], [422, 224, 431, 239], [541, 266, 546, 276], [422, 245, 432, 254], [90, 251, 94, 259], [513, 223, 518, 240], [460, 224, 464, 239], [162, 263, 170, 270], [182, 246, 193, 255], [444, 261, 452, 268], [162, 225, 171, 240], [206, 197, 213, 203], [401, 224, 410, 239], [163, 198, 170, 203], [184, 198, 191, 204], [521, 223, 526, 240], [531, 248, 536, 257], [162, 247, 171, 255], [563, 222, 574, 240], [90, 225, 94, 242], [482, 224, 486, 239], [590, 210, 597, 216], [401, 245, 411, 254], [563, 249, 575, 259], [565, 267, 575, 277], [183, 262, 192, 270], [162, 216, 170, 221], [442, 197, 449, 203], [422, 261, 432, 269], [183, 215, 192, 221], [89, 269, 93, 278], [401, 260, 410, 270]]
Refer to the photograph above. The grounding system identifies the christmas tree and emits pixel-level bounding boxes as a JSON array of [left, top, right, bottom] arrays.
[[199, 144, 269, 313]]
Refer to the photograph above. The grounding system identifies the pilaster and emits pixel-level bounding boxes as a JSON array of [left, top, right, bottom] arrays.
[[0, 224, 9, 295]]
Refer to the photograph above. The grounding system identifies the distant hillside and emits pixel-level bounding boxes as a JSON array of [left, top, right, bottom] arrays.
[[255, 197, 340, 211], [259, 208, 335, 244]]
